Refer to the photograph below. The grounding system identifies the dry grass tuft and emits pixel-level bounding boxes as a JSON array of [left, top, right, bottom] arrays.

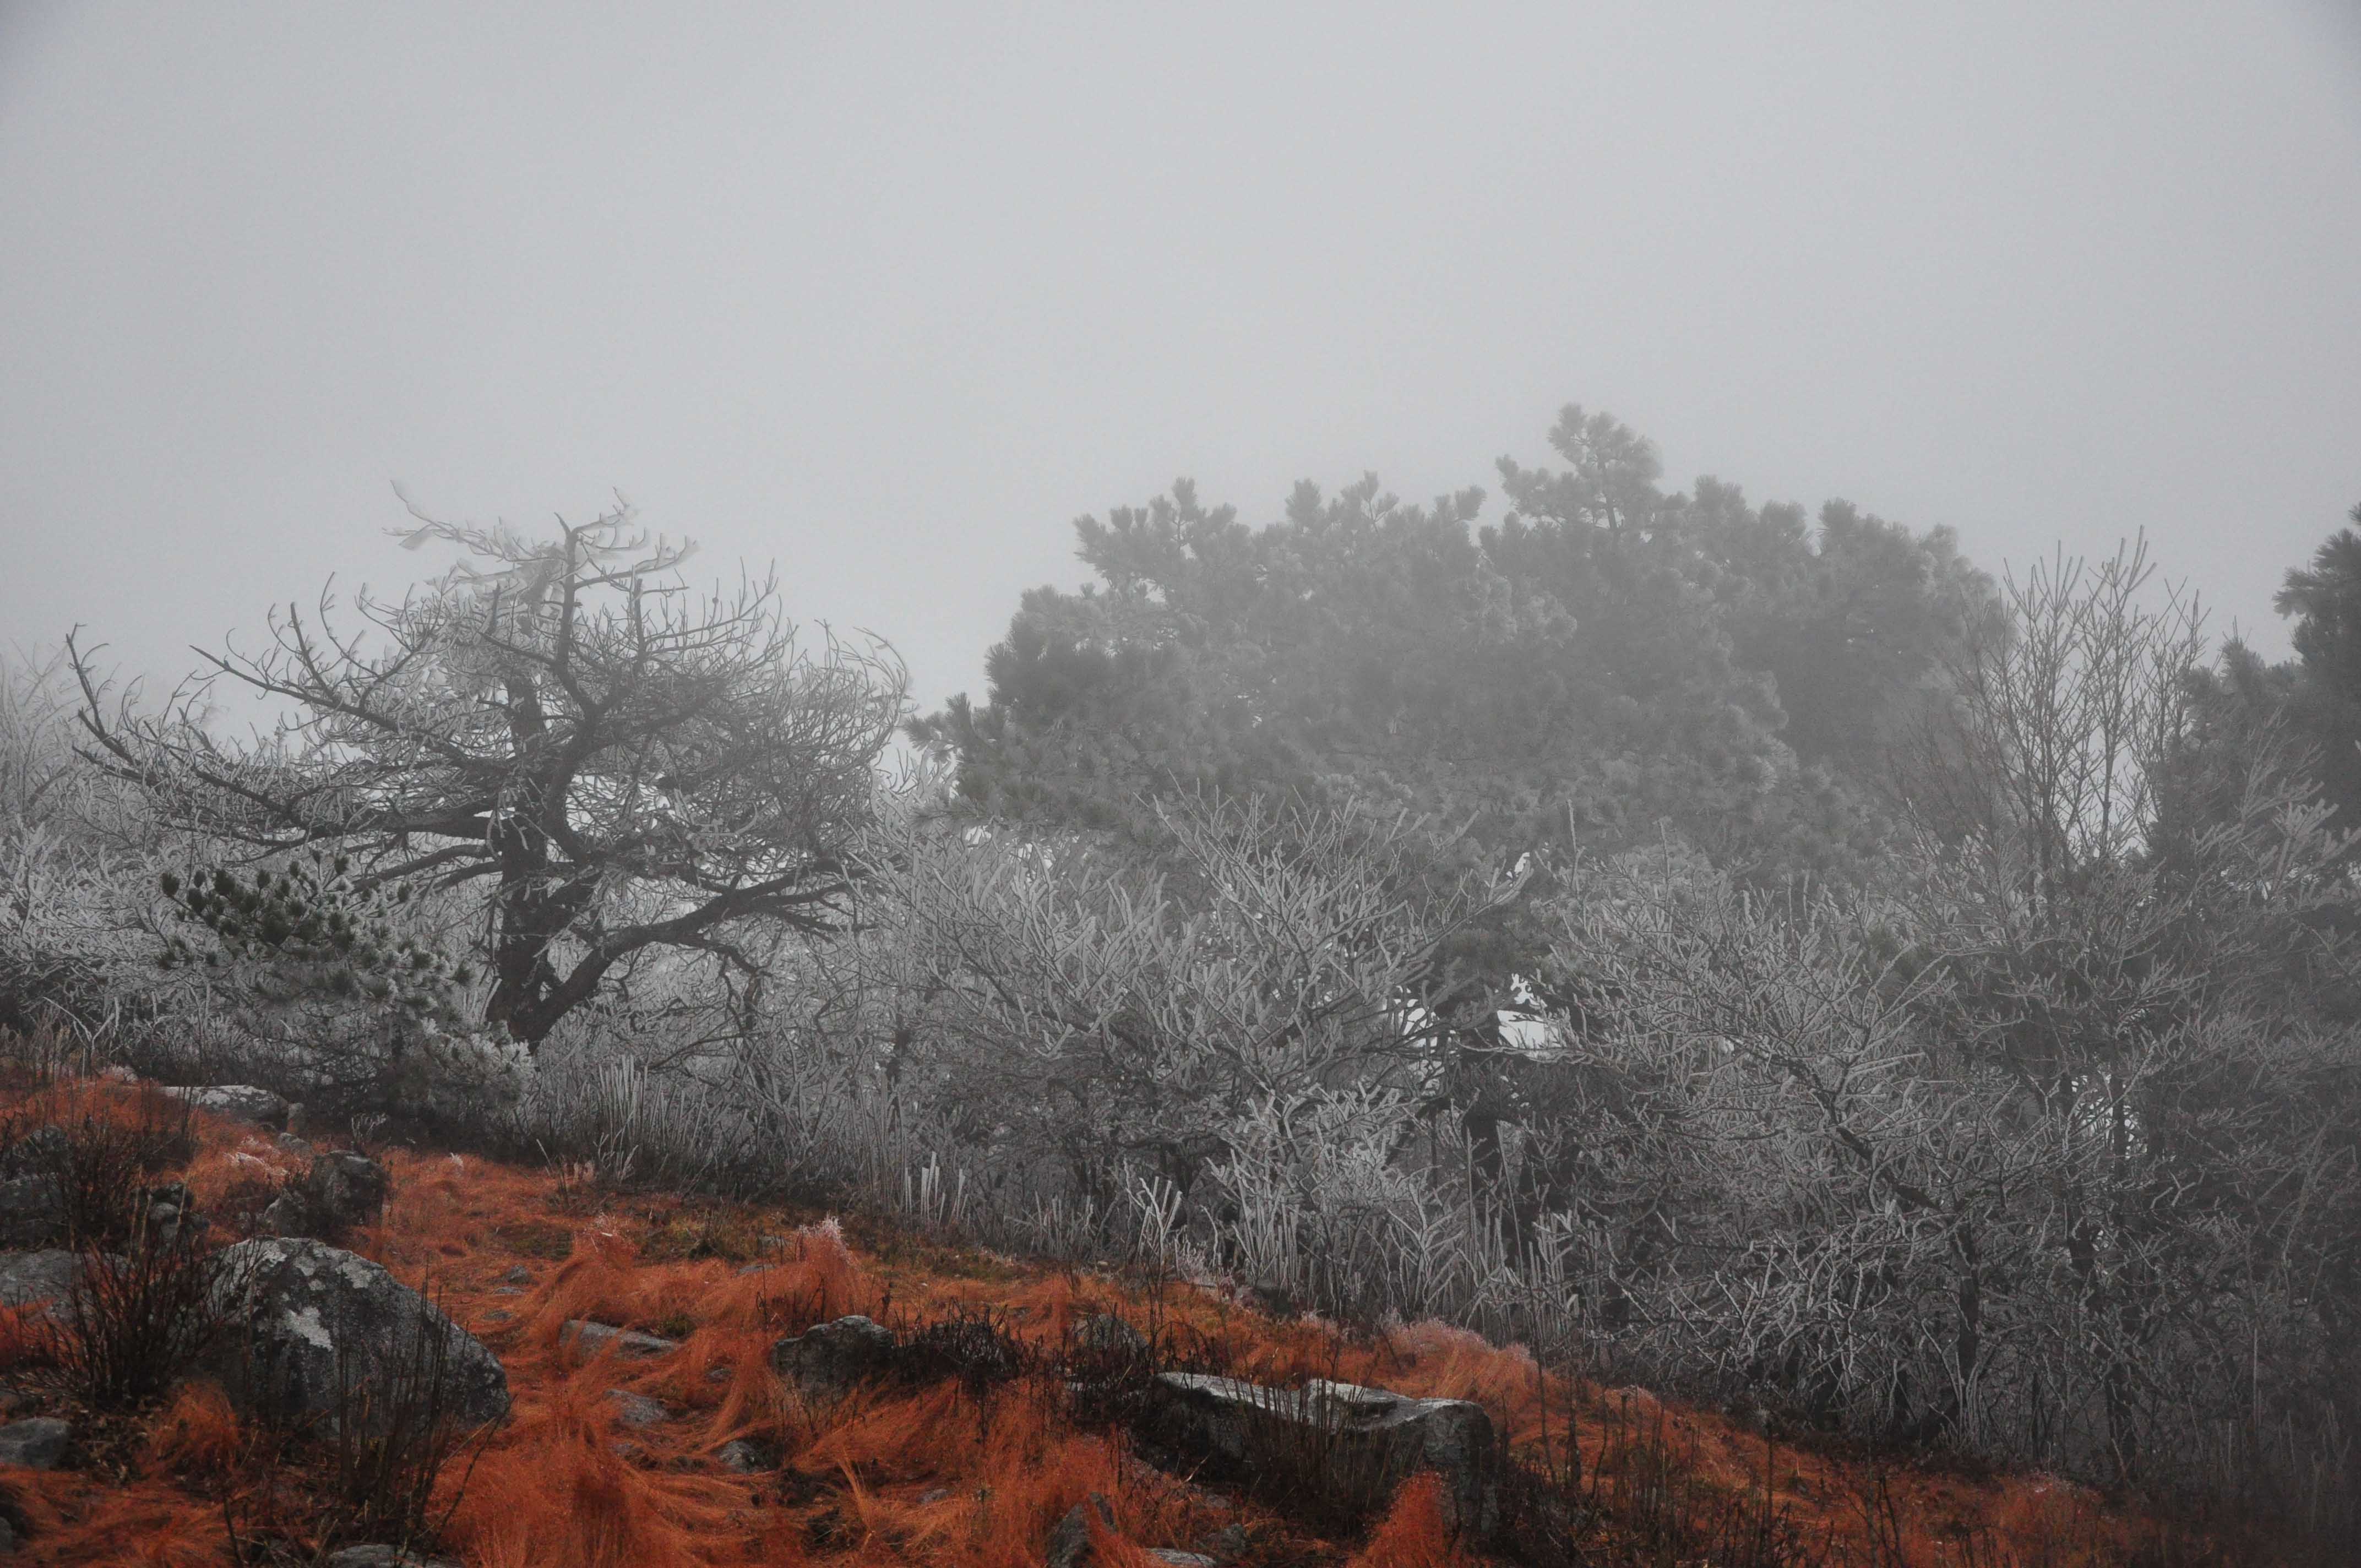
[[1347, 1475, 1466, 1568], [144, 1378, 242, 1479]]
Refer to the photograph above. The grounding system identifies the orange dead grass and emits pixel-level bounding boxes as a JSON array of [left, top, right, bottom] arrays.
[[0, 1074, 2239, 1566], [1346, 1475, 1466, 1568]]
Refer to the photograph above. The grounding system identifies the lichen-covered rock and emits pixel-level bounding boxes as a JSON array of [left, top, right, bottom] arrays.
[[770, 1314, 896, 1401], [206, 1237, 509, 1434], [162, 1085, 289, 1129], [1147, 1373, 1497, 1536], [323, 1548, 461, 1568]]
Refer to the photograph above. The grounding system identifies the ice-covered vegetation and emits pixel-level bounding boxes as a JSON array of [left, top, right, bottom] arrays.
[[8, 407, 2361, 1561]]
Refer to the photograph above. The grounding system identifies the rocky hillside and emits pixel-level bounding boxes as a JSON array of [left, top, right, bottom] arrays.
[[0, 1075, 2257, 1567]]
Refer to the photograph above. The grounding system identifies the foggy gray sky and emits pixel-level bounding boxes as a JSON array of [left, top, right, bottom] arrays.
[[6, 4, 2359, 717]]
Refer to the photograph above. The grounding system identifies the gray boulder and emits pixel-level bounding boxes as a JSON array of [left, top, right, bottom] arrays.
[[262, 1150, 390, 1241], [205, 1237, 509, 1434], [0, 1417, 70, 1469], [1148, 1373, 1496, 1536], [770, 1314, 896, 1401], [162, 1085, 289, 1129], [0, 1174, 64, 1250]]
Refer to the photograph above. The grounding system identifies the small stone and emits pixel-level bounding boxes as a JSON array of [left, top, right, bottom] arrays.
[[481, 1309, 511, 1324], [1150, 1554, 1216, 1568], [499, 1265, 533, 1285], [324, 1548, 461, 1568], [1047, 1494, 1117, 1568], [276, 1133, 314, 1157], [561, 1320, 678, 1359], [605, 1390, 670, 1428], [916, 1487, 950, 1505], [735, 1262, 770, 1276], [715, 1438, 770, 1472], [0, 1417, 71, 1469], [259, 1190, 307, 1237], [1194, 1524, 1249, 1562]]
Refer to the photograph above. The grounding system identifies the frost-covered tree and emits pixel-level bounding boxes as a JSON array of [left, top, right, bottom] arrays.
[[73, 502, 907, 1046]]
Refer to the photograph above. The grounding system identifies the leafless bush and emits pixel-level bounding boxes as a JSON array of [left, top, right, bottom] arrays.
[[59, 1219, 249, 1411]]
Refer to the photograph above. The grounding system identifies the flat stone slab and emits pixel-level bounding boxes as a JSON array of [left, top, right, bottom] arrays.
[[162, 1085, 289, 1128], [1149, 1373, 1497, 1536]]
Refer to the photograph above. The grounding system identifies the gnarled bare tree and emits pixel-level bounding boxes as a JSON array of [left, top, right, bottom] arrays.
[[70, 501, 907, 1046]]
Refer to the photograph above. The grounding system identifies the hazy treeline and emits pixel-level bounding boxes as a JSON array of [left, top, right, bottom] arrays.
[[6, 405, 2359, 1544]]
